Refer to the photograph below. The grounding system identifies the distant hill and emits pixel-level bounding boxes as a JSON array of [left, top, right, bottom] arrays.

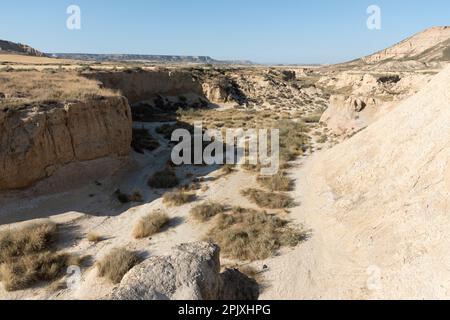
[[0, 40, 45, 57], [49, 53, 253, 65], [362, 26, 450, 63], [334, 26, 450, 71]]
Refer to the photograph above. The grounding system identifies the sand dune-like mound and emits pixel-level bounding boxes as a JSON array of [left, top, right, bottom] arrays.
[[363, 26, 450, 63], [263, 65, 450, 299]]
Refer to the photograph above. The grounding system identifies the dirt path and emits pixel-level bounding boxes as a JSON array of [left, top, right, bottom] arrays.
[[259, 147, 374, 300]]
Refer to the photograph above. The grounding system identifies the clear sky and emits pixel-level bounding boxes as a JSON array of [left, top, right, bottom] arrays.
[[1, 0, 450, 64]]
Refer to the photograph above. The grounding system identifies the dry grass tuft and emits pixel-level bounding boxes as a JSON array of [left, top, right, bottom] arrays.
[[222, 165, 235, 175], [0, 70, 117, 109], [278, 120, 311, 163], [148, 168, 179, 189], [257, 172, 294, 192], [0, 253, 82, 291], [133, 211, 170, 239], [87, 232, 103, 243], [206, 210, 306, 261], [241, 189, 295, 209], [190, 202, 227, 222], [163, 190, 196, 207], [0, 222, 57, 262], [114, 190, 143, 204], [302, 114, 322, 123], [0, 222, 82, 291], [96, 248, 140, 284]]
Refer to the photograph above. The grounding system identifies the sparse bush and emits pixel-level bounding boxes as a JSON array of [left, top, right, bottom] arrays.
[[302, 114, 322, 123], [96, 248, 140, 284], [241, 189, 295, 209], [133, 211, 170, 239], [278, 120, 311, 163], [131, 128, 160, 154], [190, 202, 227, 222], [114, 189, 130, 204], [0, 222, 82, 291], [114, 190, 143, 204], [317, 134, 328, 144], [0, 222, 57, 263], [222, 164, 235, 175], [257, 172, 294, 192], [206, 210, 306, 261], [163, 190, 196, 206], [148, 168, 179, 189], [87, 232, 103, 243], [0, 252, 82, 291]]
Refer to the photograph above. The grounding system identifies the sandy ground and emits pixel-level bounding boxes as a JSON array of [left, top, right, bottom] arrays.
[[0, 120, 265, 300], [259, 152, 372, 300]]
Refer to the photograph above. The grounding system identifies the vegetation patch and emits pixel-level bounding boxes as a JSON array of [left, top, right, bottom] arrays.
[[206, 209, 307, 261], [302, 114, 322, 123], [96, 248, 140, 284], [0, 70, 117, 109], [163, 190, 196, 206], [133, 211, 170, 239], [148, 168, 179, 189], [190, 202, 227, 222], [87, 232, 103, 243], [131, 128, 160, 154], [241, 189, 295, 209], [257, 172, 294, 192], [114, 190, 143, 204], [0, 222, 82, 291]]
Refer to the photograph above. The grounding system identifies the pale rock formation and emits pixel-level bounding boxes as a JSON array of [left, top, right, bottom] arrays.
[[202, 76, 232, 103], [363, 26, 450, 64], [266, 65, 450, 299], [321, 95, 381, 135], [108, 242, 259, 300]]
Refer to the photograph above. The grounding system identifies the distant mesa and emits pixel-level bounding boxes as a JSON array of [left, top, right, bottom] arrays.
[[49, 53, 254, 65]]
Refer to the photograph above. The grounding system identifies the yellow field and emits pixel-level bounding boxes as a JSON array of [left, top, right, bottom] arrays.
[[0, 54, 72, 65]]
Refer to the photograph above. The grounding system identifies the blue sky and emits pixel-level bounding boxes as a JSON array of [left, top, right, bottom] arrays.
[[1, 0, 450, 64]]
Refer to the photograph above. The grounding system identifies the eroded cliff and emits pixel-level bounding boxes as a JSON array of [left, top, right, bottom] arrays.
[[0, 96, 132, 190]]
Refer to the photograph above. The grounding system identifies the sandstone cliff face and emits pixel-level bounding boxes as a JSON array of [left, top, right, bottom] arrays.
[[201, 76, 234, 103], [91, 70, 204, 104], [0, 96, 132, 190]]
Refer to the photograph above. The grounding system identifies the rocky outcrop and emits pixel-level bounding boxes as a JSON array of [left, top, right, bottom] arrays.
[[108, 242, 259, 300], [90, 70, 205, 105], [202, 77, 230, 103], [0, 39, 46, 57], [362, 26, 450, 64], [0, 96, 132, 190], [321, 95, 380, 135]]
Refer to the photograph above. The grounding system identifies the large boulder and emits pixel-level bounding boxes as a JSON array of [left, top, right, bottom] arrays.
[[108, 242, 259, 300]]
